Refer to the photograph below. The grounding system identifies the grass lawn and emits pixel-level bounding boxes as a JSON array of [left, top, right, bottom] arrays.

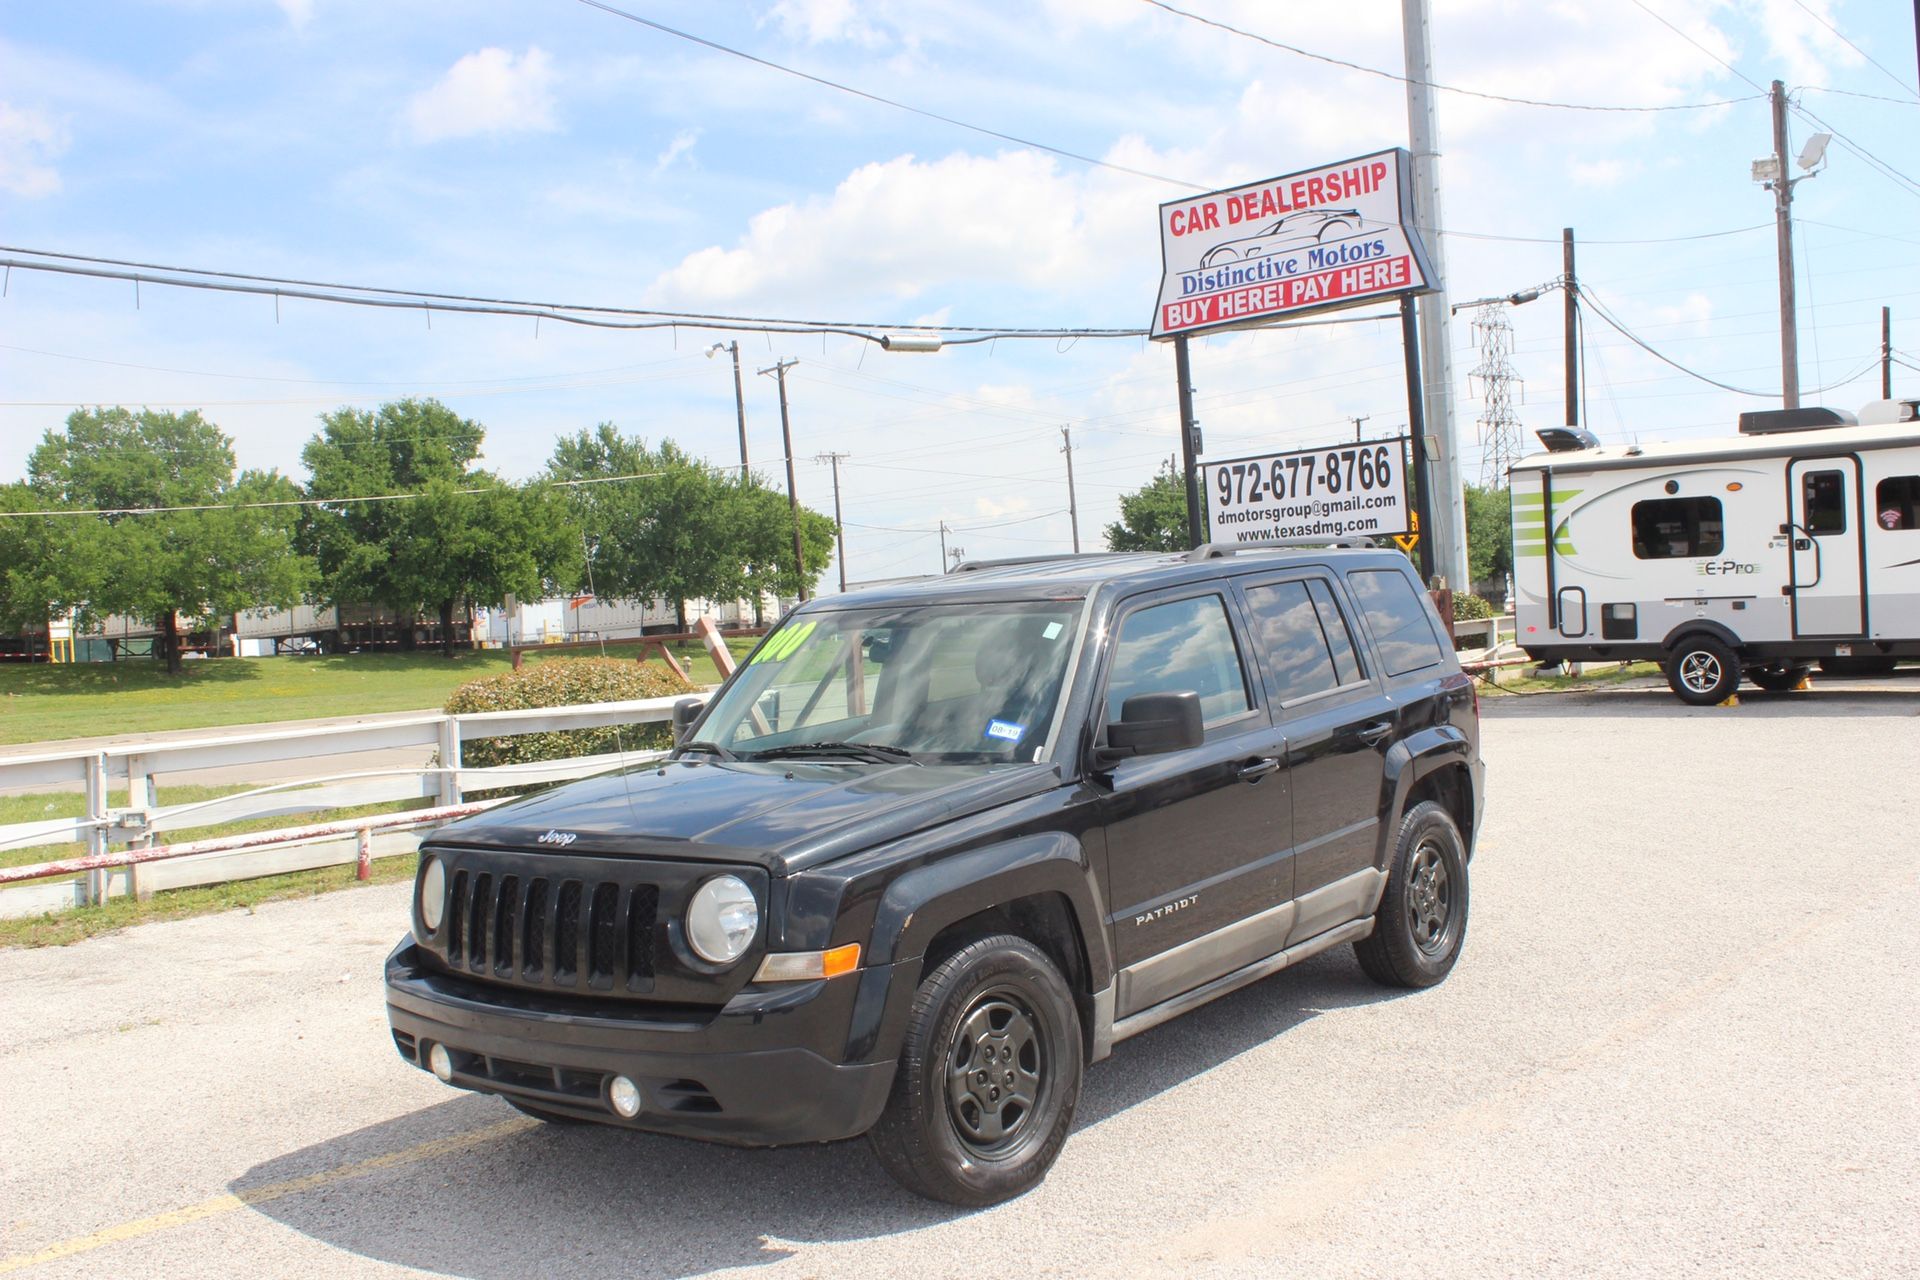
[[1480, 660, 1662, 696], [0, 638, 755, 747]]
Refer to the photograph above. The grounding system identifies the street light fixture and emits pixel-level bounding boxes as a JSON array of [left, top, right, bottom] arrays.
[[707, 340, 750, 474]]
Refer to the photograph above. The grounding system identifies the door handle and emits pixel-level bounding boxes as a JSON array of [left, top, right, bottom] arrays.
[[1237, 757, 1280, 782], [1357, 721, 1393, 746]]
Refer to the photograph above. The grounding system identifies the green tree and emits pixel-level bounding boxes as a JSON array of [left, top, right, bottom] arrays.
[[302, 400, 579, 656], [1104, 462, 1192, 552], [548, 425, 833, 624], [25, 408, 311, 674], [1464, 484, 1514, 593]]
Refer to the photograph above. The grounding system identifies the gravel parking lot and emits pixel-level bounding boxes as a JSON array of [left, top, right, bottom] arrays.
[[2, 686, 1916, 1279]]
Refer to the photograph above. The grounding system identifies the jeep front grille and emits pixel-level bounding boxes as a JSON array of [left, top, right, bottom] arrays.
[[443, 868, 659, 993]]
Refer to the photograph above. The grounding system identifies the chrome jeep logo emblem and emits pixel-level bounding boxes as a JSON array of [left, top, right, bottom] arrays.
[[536, 829, 578, 847]]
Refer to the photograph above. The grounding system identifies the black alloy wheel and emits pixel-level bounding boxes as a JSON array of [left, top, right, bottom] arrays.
[[869, 934, 1082, 1206], [1355, 799, 1469, 989]]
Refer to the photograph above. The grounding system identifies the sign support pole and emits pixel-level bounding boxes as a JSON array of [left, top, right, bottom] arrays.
[[1174, 335, 1205, 549], [1400, 295, 1437, 584]]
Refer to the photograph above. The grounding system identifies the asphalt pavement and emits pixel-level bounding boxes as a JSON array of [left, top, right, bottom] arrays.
[[0, 686, 1915, 1278]]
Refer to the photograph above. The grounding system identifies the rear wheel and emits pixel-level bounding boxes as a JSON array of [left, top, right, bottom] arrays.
[[1746, 666, 1809, 692], [1355, 800, 1469, 989], [1666, 635, 1741, 705], [868, 934, 1082, 1206]]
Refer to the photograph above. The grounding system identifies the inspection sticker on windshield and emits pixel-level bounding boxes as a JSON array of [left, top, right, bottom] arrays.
[[986, 720, 1027, 743], [1042, 622, 1064, 640]]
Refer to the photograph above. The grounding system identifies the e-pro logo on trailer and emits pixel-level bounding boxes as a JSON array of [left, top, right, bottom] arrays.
[[1202, 439, 1412, 544], [1150, 149, 1434, 340]]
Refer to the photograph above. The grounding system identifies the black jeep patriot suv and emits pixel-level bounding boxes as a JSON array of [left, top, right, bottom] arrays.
[[385, 544, 1482, 1204]]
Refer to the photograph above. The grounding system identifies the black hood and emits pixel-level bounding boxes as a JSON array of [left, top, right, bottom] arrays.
[[425, 758, 1062, 873]]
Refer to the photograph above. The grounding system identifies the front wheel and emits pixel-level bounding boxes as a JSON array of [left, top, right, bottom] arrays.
[[1666, 635, 1741, 705], [1354, 800, 1469, 989], [868, 935, 1082, 1206]]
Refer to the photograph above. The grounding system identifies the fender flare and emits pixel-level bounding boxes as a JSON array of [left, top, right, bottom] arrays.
[[865, 831, 1111, 987], [1660, 619, 1743, 654], [1378, 725, 1475, 863]]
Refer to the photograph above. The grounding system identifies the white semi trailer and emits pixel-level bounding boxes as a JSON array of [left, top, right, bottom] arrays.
[[1511, 399, 1920, 704]]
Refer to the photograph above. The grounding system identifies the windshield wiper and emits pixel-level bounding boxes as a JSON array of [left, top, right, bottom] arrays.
[[745, 741, 917, 765], [678, 740, 738, 760]]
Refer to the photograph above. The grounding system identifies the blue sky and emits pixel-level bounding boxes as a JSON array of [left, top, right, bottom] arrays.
[[1, 0, 1915, 587]]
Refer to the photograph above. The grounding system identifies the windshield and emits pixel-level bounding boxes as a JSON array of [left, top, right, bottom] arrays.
[[691, 601, 1083, 764]]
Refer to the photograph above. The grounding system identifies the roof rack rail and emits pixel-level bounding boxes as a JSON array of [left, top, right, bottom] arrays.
[[948, 552, 1139, 574], [1184, 537, 1383, 562]]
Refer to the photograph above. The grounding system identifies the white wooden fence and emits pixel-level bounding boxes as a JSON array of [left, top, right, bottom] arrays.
[[0, 696, 685, 920]]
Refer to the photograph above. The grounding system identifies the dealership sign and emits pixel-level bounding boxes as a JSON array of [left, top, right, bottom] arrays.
[[1202, 439, 1412, 544], [1150, 149, 1434, 340]]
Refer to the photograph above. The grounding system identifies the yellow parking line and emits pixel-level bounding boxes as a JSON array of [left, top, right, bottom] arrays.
[[0, 1116, 537, 1275]]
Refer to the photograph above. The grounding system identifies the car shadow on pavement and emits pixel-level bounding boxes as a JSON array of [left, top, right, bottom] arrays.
[[234, 951, 1400, 1279]]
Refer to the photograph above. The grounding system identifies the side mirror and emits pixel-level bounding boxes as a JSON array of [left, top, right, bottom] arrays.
[[671, 697, 706, 746], [1097, 691, 1204, 765]]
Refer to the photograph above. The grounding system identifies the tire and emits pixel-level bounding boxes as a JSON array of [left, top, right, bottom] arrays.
[[1355, 800, 1469, 989], [505, 1099, 589, 1126], [868, 934, 1083, 1206], [1746, 666, 1809, 692], [1818, 655, 1898, 677], [1665, 635, 1741, 705]]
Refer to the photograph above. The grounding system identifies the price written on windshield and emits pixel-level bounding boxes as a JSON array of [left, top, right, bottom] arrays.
[[1202, 439, 1411, 543]]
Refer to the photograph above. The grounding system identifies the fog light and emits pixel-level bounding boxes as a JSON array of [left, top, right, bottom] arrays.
[[428, 1043, 453, 1082], [609, 1075, 642, 1118]]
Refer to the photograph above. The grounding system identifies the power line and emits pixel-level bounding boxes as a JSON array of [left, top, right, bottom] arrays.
[[1628, 0, 1764, 92], [1800, 86, 1920, 107], [572, 0, 1203, 190], [1787, 1, 1920, 102], [1143, 0, 1763, 112], [0, 244, 1147, 340], [1788, 101, 1920, 201]]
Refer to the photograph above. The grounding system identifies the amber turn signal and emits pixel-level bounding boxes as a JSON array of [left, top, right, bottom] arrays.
[[753, 942, 863, 983]]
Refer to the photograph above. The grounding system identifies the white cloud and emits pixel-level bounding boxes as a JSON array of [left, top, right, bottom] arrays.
[[0, 103, 66, 197], [767, 0, 886, 46], [404, 47, 557, 144], [653, 128, 699, 175], [1569, 158, 1630, 187], [274, 0, 313, 30]]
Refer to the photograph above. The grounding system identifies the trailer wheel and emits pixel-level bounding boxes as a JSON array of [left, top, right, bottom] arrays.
[[1666, 635, 1741, 705], [1746, 666, 1809, 693]]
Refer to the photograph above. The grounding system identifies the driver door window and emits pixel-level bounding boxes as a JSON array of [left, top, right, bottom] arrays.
[[1105, 594, 1252, 728]]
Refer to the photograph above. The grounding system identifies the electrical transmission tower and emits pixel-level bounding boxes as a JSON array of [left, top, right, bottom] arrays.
[[1467, 301, 1525, 487]]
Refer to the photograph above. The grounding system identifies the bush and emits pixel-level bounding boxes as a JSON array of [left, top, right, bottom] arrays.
[[1450, 592, 1495, 621], [445, 657, 695, 768]]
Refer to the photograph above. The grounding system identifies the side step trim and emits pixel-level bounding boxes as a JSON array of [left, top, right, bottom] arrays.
[[1108, 917, 1375, 1046]]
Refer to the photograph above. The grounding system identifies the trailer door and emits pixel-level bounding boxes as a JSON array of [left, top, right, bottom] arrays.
[[1788, 457, 1866, 637]]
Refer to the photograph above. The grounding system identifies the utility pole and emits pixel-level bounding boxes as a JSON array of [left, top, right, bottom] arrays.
[[1769, 79, 1801, 409], [1351, 415, 1371, 443], [1563, 228, 1579, 428], [814, 451, 850, 592], [1173, 336, 1206, 548], [1060, 426, 1081, 553], [938, 520, 949, 574], [708, 341, 750, 474], [1401, 0, 1467, 589], [757, 358, 809, 601], [1884, 306, 1894, 399]]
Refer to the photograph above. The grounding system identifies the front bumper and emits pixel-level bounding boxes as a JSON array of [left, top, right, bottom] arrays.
[[384, 941, 897, 1146]]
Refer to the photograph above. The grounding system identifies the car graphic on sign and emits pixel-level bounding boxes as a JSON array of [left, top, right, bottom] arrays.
[[1199, 208, 1367, 269]]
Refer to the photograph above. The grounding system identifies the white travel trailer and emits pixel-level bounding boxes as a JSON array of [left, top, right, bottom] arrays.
[[1511, 399, 1920, 704]]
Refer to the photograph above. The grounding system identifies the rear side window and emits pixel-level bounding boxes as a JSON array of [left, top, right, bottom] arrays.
[[1875, 476, 1919, 531], [1346, 569, 1444, 676], [1631, 497, 1724, 559], [1241, 579, 1365, 703], [1106, 594, 1251, 727]]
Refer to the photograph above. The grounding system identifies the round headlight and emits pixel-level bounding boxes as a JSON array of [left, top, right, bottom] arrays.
[[419, 856, 446, 933], [686, 875, 758, 965]]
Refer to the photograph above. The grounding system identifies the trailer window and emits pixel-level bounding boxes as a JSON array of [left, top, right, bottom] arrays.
[[1631, 497, 1724, 559], [1875, 476, 1920, 531], [1801, 470, 1847, 536]]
